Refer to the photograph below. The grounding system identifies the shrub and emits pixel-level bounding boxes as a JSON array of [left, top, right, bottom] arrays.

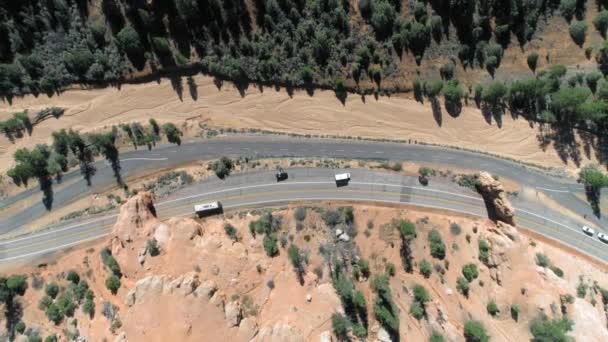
[[224, 224, 238, 241], [577, 281, 587, 298], [211, 157, 234, 179], [56, 291, 76, 317], [457, 277, 470, 297], [263, 234, 279, 257], [412, 284, 430, 303], [418, 166, 433, 177], [425, 80, 444, 98], [359, 259, 371, 278], [487, 300, 499, 316], [464, 320, 490, 342], [6, 274, 28, 294], [419, 259, 432, 278], [46, 303, 63, 324], [82, 299, 95, 318], [45, 282, 59, 299], [15, 321, 25, 334], [510, 304, 520, 321], [430, 331, 445, 342], [569, 20, 588, 47], [530, 315, 573, 341], [162, 123, 182, 145], [550, 265, 564, 278], [594, 10, 608, 37], [428, 229, 446, 260], [45, 335, 58, 342], [352, 323, 367, 338], [478, 239, 490, 263], [38, 295, 53, 310], [105, 275, 121, 295], [331, 312, 349, 338], [462, 263, 479, 282], [288, 244, 305, 285], [410, 301, 425, 320], [385, 262, 396, 277], [294, 207, 306, 221], [146, 238, 160, 256], [535, 253, 550, 267], [449, 222, 461, 235]]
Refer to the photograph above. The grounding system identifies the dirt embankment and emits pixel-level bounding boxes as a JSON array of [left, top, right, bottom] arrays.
[[0, 74, 600, 176], [1, 187, 607, 341]]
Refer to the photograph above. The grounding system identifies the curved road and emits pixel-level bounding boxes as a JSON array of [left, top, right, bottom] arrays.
[[0, 136, 603, 235], [1, 168, 606, 264]]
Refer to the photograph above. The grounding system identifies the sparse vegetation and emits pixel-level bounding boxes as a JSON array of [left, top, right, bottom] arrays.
[[428, 229, 446, 260], [464, 320, 490, 342], [419, 259, 432, 278], [462, 263, 479, 283], [210, 157, 235, 179], [486, 300, 499, 317], [530, 314, 573, 341]]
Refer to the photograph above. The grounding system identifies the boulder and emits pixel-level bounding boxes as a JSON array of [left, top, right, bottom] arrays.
[[194, 280, 218, 300], [125, 275, 167, 307], [254, 322, 304, 342], [164, 272, 200, 296], [376, 327, 392, 342], [477, 172, 515, 225], [319, 331, 333, 342], [225, 301, 243, 327], [113, 332, 127, 342]]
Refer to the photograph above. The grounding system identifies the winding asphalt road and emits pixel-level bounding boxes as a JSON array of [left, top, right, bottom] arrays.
[[0, 136, 602, 234], [0, 136, 606, 263], [0, 167, 606, 264]]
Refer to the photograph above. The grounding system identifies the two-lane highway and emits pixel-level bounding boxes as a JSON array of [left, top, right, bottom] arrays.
[[1, 168, 606, 264], [0, 136, 602, 236]]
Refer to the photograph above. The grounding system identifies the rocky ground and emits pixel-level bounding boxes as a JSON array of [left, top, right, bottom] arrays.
[[0, 175, 607, 341]]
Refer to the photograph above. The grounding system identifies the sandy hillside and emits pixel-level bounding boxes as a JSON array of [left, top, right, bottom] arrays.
[[0, 74, 598, 174], [1, 180, 607, 341]]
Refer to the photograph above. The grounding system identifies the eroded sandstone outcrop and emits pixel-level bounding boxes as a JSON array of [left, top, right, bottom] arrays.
[[476, 172, 515, 225]]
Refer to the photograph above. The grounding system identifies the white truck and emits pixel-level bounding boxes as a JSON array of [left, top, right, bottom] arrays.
[[194, 201, 222, 216], [335, 172, 351, 185]]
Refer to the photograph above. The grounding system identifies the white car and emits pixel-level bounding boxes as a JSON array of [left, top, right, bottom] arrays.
[[581, 226, 595, 236], [598, 232, 608, 244]]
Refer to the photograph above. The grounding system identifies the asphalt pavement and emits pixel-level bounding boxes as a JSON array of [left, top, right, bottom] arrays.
[[1, 136, 603, 235], [1, 168, 606, 264]]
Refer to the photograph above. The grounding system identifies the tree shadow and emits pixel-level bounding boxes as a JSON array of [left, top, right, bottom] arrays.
[[535, 124, 582, 167], [170, 76, 184, 101], [430, 97, 443, 126], [585, 185, 602, 218], [40, 177, 54, 210], [187, 76, 198, 101], [445, 99, 462, 117]]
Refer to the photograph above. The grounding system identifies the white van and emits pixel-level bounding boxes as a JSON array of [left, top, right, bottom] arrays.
[[335, 173, 351, 186], [194, 201, 222, 216]]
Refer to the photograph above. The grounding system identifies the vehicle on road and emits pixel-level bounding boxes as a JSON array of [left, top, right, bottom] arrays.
[[276, 168, 288, 182], [582, 226, 595, 236], [335, 172, 351, 186], [599, 232, 608, 244], [194, 201, 223, 217]]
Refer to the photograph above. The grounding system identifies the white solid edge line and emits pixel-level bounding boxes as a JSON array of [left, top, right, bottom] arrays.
[[535, 186, 571, 193], [0, 214, 118, 245], [5, 197, 602, 263], [0, 233, 109, 262], [120, 157, 168, 161]]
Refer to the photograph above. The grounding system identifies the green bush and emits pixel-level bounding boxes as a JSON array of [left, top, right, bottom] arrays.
[[331, 312, 349, 338], [550, 265, 564, 278], [428, 229, 446, 260], [211, 157, 234, 179], [6, 274, 28, 294], [45, 282, 59, 299], [464, 320, 490, 342], [263, 234, 279, 257], [224, 224, 238, 241], [66, 271, 80, 284], [430, 331, 445, 342], [535, 253, 551, 267], [413, 284, 430, 303], [162, 123, 182, 145], [594, 10, 608, 37], [510, 304, 520, 321], [457, 276, 470, 297], [15, 321, 25, 334], [410, 301, 425, 320], [105, 275, 121, 295], [530, 315, 573, 341], [385, 262, 396, 277], [56, 291, 76, 317], [38, 295, 53, 310], [569, 20, 588, 47], [359, 259, 371, 278], [462, 263, 479, 282], [486, 300, 499, 316], [419, 259, 432, 278], [478, 239, 490, 263], [46, 303, 63, 324]]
